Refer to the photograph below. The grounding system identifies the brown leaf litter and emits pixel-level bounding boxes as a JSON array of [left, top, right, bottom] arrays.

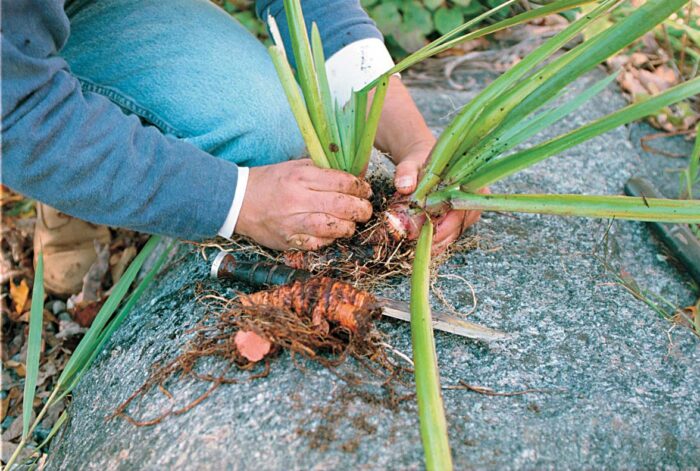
[[1, 186, 148, 461], [608, 28, 699, 133]]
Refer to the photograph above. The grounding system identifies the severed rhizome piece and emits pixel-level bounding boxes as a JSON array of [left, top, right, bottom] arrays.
[[111, 273, 410, 426]]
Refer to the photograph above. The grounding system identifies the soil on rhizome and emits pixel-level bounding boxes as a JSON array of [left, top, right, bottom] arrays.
[[111, 170, 479, 452]]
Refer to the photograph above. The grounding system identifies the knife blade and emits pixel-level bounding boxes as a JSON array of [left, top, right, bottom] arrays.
[[376, 297, 508, 341], [209, 250, 508, 342]]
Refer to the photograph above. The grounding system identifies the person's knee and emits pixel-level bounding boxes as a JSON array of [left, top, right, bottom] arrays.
[[242, 91, 305, 166], [63, 0, 306, 167], [192, 81, 306, 168]]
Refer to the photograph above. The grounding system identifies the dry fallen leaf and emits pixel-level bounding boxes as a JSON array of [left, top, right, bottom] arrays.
[[5, 360, 27, 378], [619, 70, 648, 97], [612, 49, 697, 132], [14, 363, 26, 378], [70, 299, 105, 328], [110, 246, 137, 285], [36, 362, 57, 388], [9, 278, 30, 315], [1, 395, 9, 422], [607, 22, 699, 134], [56, 319, 88, 339], [1, 373, 17, 393], [5, 388, 21, 418], [629, 52, 649, 67], [1, 409, 33, 441], [80, 241, 110, 303], [617, 65, 679, 99], [640, 66, 677, 93]]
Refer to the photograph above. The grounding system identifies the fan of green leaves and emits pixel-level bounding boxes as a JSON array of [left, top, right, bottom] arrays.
[[411, 0, 700, 218], [362, 0, 513, 56], [271, 1, 700, 470], [268, 0, 389, 176], [268, 0, 607, 177]]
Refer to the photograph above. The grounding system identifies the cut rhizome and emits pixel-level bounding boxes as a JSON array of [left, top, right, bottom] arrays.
[[111, 276, 413, 426], [113, 173, 479, 426]]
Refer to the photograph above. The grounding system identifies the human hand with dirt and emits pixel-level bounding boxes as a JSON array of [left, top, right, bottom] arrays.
[[235, 159, 373, 251], [374, 76, 484, 255]]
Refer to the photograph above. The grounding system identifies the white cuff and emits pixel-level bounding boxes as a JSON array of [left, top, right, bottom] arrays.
[[325, 38, 395, 106], [217, 166, 249, 239]]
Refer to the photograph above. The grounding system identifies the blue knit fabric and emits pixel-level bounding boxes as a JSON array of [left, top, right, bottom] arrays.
[[256, 0, 384, 69]]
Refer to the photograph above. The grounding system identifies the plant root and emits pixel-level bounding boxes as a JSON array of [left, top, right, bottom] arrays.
[[238, 277, 379, 334], [193, 175, 480, 290], [112, 278, 410, 426]]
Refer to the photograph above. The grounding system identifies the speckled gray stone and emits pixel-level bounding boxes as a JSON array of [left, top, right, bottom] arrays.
[[47, 70, 699, 470]]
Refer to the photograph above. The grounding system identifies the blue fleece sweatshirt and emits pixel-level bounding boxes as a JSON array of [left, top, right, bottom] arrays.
[[1, 0, 382, 240]]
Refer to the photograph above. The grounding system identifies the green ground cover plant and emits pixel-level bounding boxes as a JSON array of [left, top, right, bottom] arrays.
[[216, 0, 512, 56], [361, 0, 511, 55]]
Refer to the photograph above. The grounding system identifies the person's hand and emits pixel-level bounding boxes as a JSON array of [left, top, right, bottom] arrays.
[[235, 159, 373, 251], [393, 140, 486, 256]]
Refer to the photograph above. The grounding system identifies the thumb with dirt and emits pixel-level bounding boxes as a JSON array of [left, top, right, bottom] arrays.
[[394, 152, 423, 195], [393, 147, 486, 255]]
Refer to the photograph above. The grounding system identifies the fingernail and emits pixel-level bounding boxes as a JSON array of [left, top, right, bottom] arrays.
[[395, 176, 414, 189]]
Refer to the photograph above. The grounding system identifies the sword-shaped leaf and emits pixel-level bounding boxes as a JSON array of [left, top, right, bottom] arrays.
[[269, 45, 330, 168], [379, 0, 598, 81], [446, 71, 619, 183], [54, 239, 175, 403], [459, 76, 700, 191], [56, 236, 162, 390], [6, 237, 165, 469], [283, 0, 334, 163], [413, 0, 619, 200], [410, 219, 453, 470], [353, 90, 368, 154], [684, 125, 700, 198], [351, 77, 389, 176], [457, 0, 688, 173], [22, 252, 44, 440], [310, 23, 342, 169], [431, 192, 700, 223], [35, 410, 68, 452], [335, 96, 356, 174]]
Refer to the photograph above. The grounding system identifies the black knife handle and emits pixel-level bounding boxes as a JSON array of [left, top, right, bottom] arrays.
[[624, 177, 700, 284], [210, 251, 311, 288]]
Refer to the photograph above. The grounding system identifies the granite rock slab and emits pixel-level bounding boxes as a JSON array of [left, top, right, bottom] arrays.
[[47, 70, 699, 470]]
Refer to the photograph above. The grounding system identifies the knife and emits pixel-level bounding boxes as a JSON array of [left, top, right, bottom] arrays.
[[209, 250, 508, 342], [624, 177, 700, 284]]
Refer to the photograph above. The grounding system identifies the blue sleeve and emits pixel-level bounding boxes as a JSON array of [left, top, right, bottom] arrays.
[[256, 0, 384, 69], [1, 0, 239, 241]]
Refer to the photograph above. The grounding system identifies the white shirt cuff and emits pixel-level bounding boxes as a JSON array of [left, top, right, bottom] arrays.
[[217, 166, 249, 239], [325, 38, 396, 106]]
